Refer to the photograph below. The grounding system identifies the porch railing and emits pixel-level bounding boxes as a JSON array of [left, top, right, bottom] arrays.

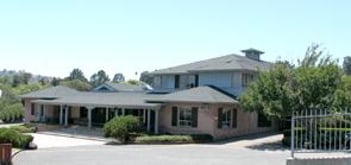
[[291, 109, 351, 157]]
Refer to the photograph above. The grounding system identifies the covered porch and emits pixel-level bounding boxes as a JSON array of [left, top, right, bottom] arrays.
[[31, 100, 162, 134]]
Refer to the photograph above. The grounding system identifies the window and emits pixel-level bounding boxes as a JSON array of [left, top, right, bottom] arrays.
[[221, 109, 231, 128], [218, 108, 237, 129], [171, 106, 198, 127], [179, 107, 192, 127], [242, 73, 255, 87], [154, 76, 161, 88], [80, 107, 88, 118], [174, 75, 180, 89]]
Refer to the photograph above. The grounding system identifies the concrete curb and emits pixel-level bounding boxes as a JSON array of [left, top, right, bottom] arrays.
[[35, 132, 108, 142]]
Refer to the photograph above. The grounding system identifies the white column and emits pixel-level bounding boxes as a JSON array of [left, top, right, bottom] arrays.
[[43, 104, 47, 122], [87, 107, 93, 129], [154, 109, 159, 134], [105, 107, 109, 122], [143, 109, 146, 124], [64, 106, 69, 127], [147, 109, 151, 132], [114, 108, 118, 117], [122, 108, 125, 116], [59, 105, 63, 125]]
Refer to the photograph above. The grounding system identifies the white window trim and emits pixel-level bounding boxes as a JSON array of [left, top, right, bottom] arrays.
[[221, 108, 232, 129]]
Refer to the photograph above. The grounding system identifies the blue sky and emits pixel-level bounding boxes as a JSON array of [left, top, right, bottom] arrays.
[[0, 0, 350, 79]]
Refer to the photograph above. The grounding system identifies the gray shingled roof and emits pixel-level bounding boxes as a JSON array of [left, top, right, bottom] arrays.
[[20, 86, 79, 99], [32, 92, 162, 108], [146, 86, 238, 104], [105, 82, 147, 92], [150, 54, 272, 75]]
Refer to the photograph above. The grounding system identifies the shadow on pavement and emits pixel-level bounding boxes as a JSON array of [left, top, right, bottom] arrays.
[[209, 132, 281, 145], [245, 140, 289, 151]]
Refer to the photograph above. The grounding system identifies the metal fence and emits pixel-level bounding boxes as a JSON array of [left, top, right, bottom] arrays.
[[291, 109, 351, 157]]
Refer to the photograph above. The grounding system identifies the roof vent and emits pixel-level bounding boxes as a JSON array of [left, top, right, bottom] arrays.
[[241, 48, 264, 61]]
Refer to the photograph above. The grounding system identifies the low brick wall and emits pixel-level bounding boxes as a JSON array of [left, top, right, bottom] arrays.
[[287, 157, 351, 165]]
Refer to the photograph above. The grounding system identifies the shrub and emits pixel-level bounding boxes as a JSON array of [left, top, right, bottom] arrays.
[[190, 134, 213, 143], [134, 134, 213, 144], [134, 135, 193, 144], [103, 115, 140, 143], [10, 125, 35, 133], [0, 128, 34, 148]]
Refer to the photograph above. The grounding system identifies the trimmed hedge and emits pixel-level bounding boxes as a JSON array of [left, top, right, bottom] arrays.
[[135, 135, 192, 144], [10, 125, 36, 133], [134, 134, 213, 144], [0, 128, 33, 149]]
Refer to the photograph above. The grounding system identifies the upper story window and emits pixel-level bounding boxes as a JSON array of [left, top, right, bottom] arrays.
[[242, 73, 255, 87], [174, 75, 180, 89], [154, 76, 161, 88]]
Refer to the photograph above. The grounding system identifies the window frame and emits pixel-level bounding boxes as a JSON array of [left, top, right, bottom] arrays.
[[221, 109, 232, 128], [242, 72, 255, 87], [178, 106, 193, 127]]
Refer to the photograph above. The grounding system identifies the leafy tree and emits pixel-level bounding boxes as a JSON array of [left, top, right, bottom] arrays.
[[61, 79, 92, 91], [51, 77, 61, 86], [139, 71, 154, 85], [112, 73, 125, 83], [11, 72, 32, 87], [68, 68, 88, 82], [90, 70, 110, 87], [240, 44, 344, 122], [343, 56, 351, 75], [126, 79, 139, 85], [22, 72, 32, 84], [13, 83, 45, 95]]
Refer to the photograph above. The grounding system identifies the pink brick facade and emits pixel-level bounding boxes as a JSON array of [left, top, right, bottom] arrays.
[[159, 102, 275, 139]]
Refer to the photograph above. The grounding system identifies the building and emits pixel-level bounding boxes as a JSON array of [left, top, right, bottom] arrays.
[[21, 48, 276, 139]]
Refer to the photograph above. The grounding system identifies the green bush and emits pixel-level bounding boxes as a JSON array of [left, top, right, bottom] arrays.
[[134, 134, 213, 144], [103, 115, 140, 143], [10, 125, 36, 133], [135, 135, 193, 144], [0, 128, 33, 148]]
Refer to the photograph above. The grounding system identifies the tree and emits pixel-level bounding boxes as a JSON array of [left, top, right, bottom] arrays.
[[343, 56, 351, 75], [22, 72, 32, 84], [240, 44, 344, 122], [90, 70, 110, 87], [112, 73, 125, 83], [68, 68, 88, 82], [61, 79, 92, 91], [126, 79, 139, 85], [51, 77, 61, 86], [139, 71, 153, 85]]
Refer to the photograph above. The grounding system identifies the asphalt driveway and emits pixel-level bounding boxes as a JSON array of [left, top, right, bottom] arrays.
[[13, 134, 290, 165]]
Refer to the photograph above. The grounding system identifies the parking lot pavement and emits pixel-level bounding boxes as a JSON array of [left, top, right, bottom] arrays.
[[29, 133, 105, 149], [13, 134, 290, 165]]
